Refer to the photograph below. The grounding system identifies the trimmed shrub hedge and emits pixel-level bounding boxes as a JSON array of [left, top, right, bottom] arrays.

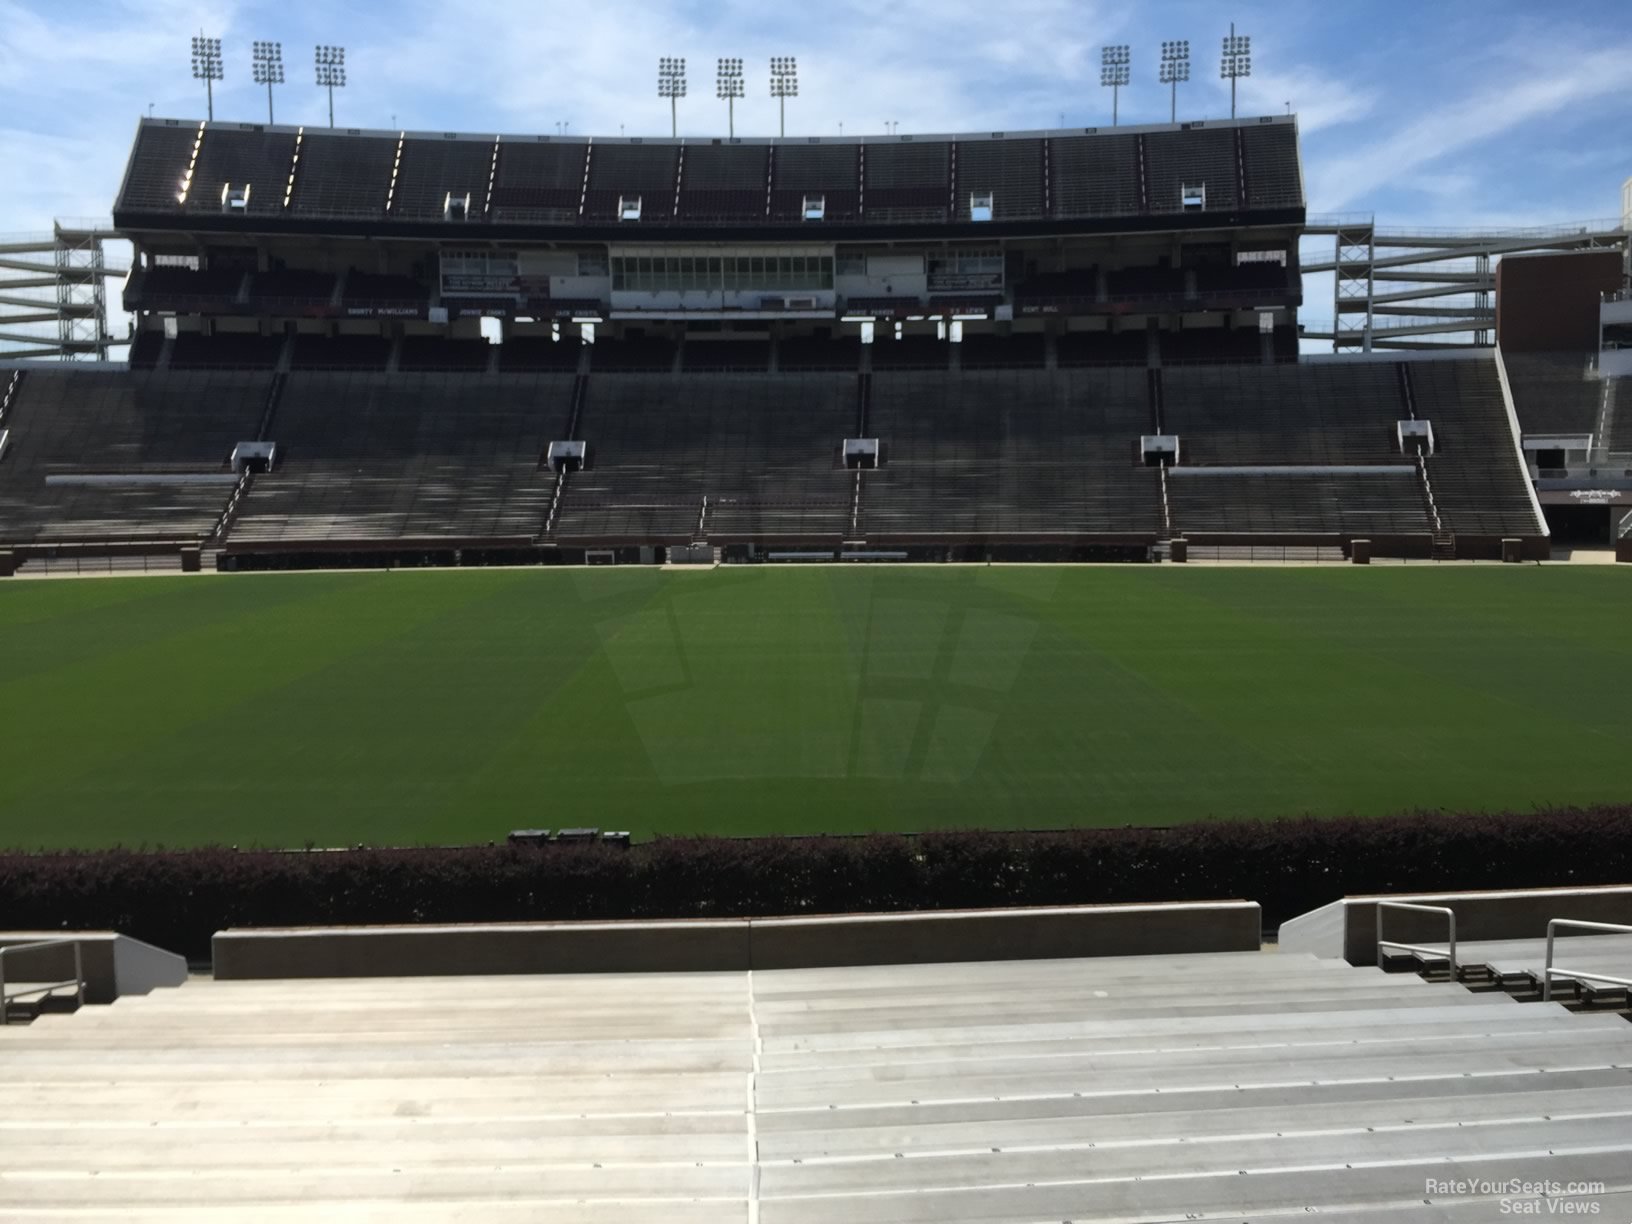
[[3, 805, 1630, 962]]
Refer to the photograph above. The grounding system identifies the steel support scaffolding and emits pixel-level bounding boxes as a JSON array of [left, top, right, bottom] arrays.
[[1302, 216, 1628, 352], [0, 221, 126, 361]]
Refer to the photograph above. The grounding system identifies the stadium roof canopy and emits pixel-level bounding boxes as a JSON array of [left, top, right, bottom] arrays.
[[113, 114, 1304, 243]]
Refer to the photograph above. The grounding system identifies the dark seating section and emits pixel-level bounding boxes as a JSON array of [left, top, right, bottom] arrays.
[[229, 373, 573, 544], [1608, 383, 1631, 454], [170, 332, 284, 369], [770, 144, 859, 221], [342, 270, 428, 308], [863, 142, 949, 221], [1050, 134, 1141, 218], [1408, 360, 1544, 536], [399, 337, 491, 371], [870, 335, 949, 371], [391, 138, 497, 221], [1168, 471, 1430, 535], [248, 268, 337, 306], [1056, 330, 1148, 367], [955, 139, 1044, 220], [583, 144, 679, 222], [500, 335, 583, 372], [591, 335, 677, 372], [1160, 328, 1261, 365], [0, 370, 269, 543], [1145, 128, 1239, 214], [1163, 363, 1404, 465], [1015, 269, 1098, 307], [1239, 123, 1304, 211], [290, 334, 391, 370], [1502, 352, 1604, 437], [553, 374, 854, 542], [779, 334, 861, 372], [959, 333, 1046, 369], [1195, 261, 1294, 301], [490, 141, 588, 222], [678, 144, 768, 221], [1106, 266, 1186, 300], [180, 126, 298, 216], [681, 338, 770, 372], [862, 369, 1160, 536], [128, 265, 245, 309], [128, 331, 166, 369], [118, 123, 199, 213], [287, 132, 396, 218]]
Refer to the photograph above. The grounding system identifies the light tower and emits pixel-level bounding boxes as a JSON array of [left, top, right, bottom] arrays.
[[770, 56, 798, 138], [1159, 40, 1190, 124], [190, 34, 223, 121], [315, 45, 346, 129], [251, 41, 284, 124], [1220, 24, 1251, 120], [716, 57, 744, 138], [1100, 44, 1129, 126], [658, 57, 686, 138]]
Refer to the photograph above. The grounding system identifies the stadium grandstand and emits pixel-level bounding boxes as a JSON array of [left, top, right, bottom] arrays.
[[0, 108, 1607, 573]]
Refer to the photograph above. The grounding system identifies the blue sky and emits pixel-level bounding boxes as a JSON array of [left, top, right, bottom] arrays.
[[2, 0, 1629, 316]]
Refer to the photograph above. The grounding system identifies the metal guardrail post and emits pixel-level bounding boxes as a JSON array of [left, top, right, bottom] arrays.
[[0, 939, 86, 1025], [1542, 919, 1632, 1002], [1376, 901, 1458, 979]]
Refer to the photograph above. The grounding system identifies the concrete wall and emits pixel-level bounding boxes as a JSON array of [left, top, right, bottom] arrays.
[[1, 932, 188, 1005], [212, 901, 1262, 980], [1279, 885, 1632, 965]]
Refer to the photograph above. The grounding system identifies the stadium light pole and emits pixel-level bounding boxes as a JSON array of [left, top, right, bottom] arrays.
[[315, 45, 346, 129], [1100, 44, 1129, 126], [252, 41, 285, 124], [770, 56, 797, 138], [716, 57, 744, 138], [191, 34, 223, 121], [1159, 40, 1190, 124], [658, 57, 686, 138], [1220, 24, 1251, 120]]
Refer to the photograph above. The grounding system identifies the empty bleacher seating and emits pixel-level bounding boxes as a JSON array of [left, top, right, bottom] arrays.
[[863, 142, 949, 222], [1144, 127, 1239, 214], [955, 138, 1044, 220], [1239, 122, 1304, 211], [1014, 269, 1098, 309], [287, 131, 397, 218], [489, 140, 588, 222], [681, 338, 770, 372], [1056, 330, 1148, 367], [769, 144, 859, 221], [1408, 359, 1545, 536], [0, 369, 269, 543], [1050, 133, 1142, 218], [959, 332, 1046, 369], [1163, 363, 1404, 464], [861, 369, 1161, 536], [869, 335, 949, 371], [1503, 351, 1604, 437], [290, 334, 391, 371], [246, 268, 337, 308], [499, 335, 583, 372], [1106, 265, 1186, 301], [591, 335, 677, 372], [678, 144, 769, 221], [117, 122, 199, 213], [398, 337, 491, 371], [554, 373, 854, 542], [582, 144, 680, 223], [1168, 470, 1433, 535], [179, 126, 298, 217], [169, 332, 284, 369], [228, 372, 573, 544], [389, 138, 495, 221], [340, 270, 427, 310], [126, 265, 246, 310], [1160, 327, 1262, 365], [127, 331, 165, 369]]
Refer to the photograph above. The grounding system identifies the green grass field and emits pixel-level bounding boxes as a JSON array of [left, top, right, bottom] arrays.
[[1, 565, 1628, 850]]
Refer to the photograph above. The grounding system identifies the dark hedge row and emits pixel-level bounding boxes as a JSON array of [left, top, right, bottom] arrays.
[[3, 805, 1630, 961]]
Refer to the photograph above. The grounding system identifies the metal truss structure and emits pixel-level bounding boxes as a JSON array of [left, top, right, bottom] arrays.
[[0, 221, 127, 361], [1302, 215, 1628, 352]]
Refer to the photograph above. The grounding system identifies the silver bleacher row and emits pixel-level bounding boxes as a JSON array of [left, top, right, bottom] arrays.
[[0, 359, 1542, 549]]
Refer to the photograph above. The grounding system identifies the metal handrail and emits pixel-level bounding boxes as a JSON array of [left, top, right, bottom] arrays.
[[1376, 901, 1458, 978], [1542, 919, 1632, 1001], [0, 939, 85, 1024]]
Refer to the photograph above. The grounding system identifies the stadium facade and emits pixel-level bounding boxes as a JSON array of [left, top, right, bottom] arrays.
[[1, 112, 1627, 571]]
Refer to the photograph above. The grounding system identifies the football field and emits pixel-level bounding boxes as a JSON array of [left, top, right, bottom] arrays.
[[1, 565, 1628, 850]]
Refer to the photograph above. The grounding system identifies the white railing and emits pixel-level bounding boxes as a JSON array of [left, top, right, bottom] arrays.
[[0, 939, 85, 1024], [1542, 919, 1632, 1002], [1376, 901, 1458, 978]]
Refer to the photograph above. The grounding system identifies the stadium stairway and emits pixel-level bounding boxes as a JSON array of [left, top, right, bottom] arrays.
[[3, 951, 1632, 1220]]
